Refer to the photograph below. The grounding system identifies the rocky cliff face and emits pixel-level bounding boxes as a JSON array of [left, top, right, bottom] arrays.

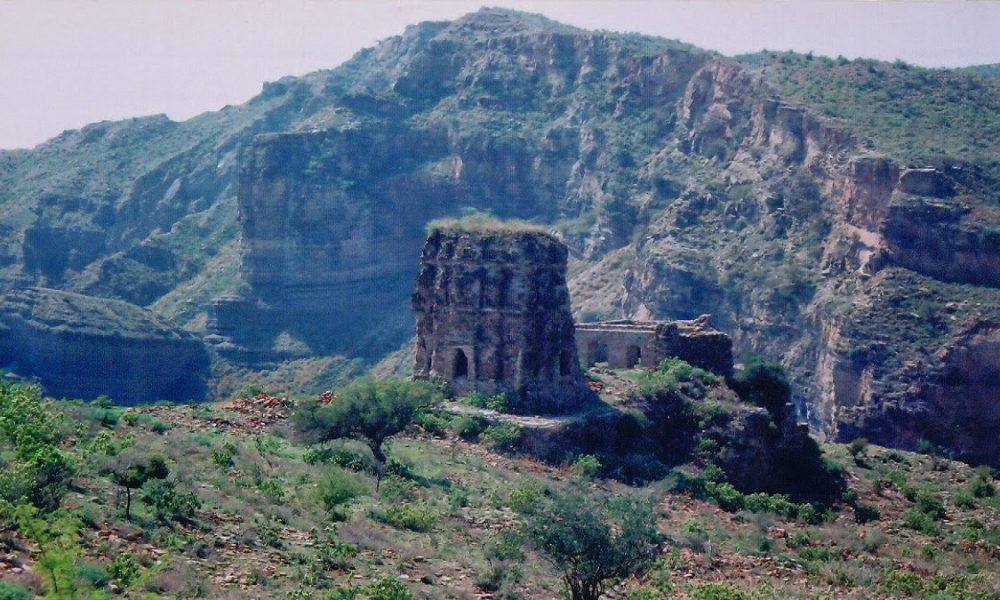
[[0, 288, 209, 403], [412, 225, 588, 412], [1, 8, 998, 462]]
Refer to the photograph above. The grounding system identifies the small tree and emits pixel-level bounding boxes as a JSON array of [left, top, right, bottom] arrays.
[[524, 492, 664, 600], [105, 455, 169, 519], [731, 356, 791, 423], [294, 378, 443, 484]]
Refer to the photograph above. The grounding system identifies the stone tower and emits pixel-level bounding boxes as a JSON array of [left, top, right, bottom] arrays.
[[412, 224, 588, 413]]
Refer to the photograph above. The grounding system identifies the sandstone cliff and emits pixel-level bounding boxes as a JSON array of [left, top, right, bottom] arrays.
[[0, 288, 209, 403], [1, 8, 998, 463]]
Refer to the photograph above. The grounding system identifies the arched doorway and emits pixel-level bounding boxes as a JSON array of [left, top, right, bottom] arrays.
[[452, 348, 469, 378], [626, 345, 642, 368]]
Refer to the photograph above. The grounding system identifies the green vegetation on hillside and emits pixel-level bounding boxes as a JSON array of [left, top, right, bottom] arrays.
[[0, 375, 996, 598], [738, 51, 1000, 165]]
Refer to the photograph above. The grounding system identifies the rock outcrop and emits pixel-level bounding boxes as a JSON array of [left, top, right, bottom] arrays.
[[412, 224, 589, 413], [0, 288, 209, 404]]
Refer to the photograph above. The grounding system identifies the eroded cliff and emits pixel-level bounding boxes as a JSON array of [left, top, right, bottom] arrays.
[[0, 288, 209, 403]]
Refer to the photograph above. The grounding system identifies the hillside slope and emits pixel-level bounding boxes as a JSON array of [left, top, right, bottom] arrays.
[[0, 8, 998, 464]]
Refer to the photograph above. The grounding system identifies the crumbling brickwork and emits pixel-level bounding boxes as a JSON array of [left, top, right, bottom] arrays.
[[576, 316, 733, 376], [412, 225, 588, 413]]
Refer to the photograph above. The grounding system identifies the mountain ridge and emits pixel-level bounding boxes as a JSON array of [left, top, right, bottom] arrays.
[[0, 8, 997, 465]]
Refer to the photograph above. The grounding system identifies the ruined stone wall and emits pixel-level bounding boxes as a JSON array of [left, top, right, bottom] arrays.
[[412, 227, 588, 413], [576, 316, 733, 375], [575, 321, 659, 369]]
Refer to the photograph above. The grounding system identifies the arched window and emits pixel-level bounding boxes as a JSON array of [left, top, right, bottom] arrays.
[[452, 348, 469, 378]]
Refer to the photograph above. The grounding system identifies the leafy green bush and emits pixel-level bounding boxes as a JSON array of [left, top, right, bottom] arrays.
[[854, 503, 881, 524], [465, 392, 513, 413], [571, 454, 602, 479], [364, 577, 412, 600], [954, 488, 977, 509], [523, 492, 664, 600], [507, 480, 546, 514], [0, 382, 74, 511], [970, 473, 996, 498], [107, 553, 140, 588], [881, 569, 923, 596], [481, 423, 521, 453], [317, 467, 367, 518], [631, 358, 717, 399], [903, 509, 940, 535], [451, 414, 488, 441], [0, 582, 32, 600], [375, 504, 437, 532], [915, 491, 946, 520], [210, 442, 237, 468], [75, 562, 109, 589], [139, 479, 200, 524], [730, 357, 791, 422]]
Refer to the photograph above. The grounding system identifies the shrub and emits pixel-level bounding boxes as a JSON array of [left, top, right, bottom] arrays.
[[507, 480, 546, 514], [786, 531, 812, 548], [970, 474, 996, 498], [632, 358, 717, 399], [730, 356, 791, 422], [0, 582, 32, 600], [210, 441, 237, 468], [881, 569, 923, 596], [466, 392, 512, 413], [0, 382, 74, 511], [848, 437, 869, 457], [571, 454, 602, 479], [318, 467, 367, 518], [376, 504, 436, 532], [364, 577, 412, 600], [316, 538, 358, 571], [481, 423, 521, 453], [954, 488, 976, 509], [915, 491, 946, 520], [523, 492, 664, 600], [705, 482, 744, 512], [903, 509, 940, 535], [447, 486, 470, 508], [854, 503, 881, 524], [75, 562, 109, 588], [107, 553, 140, 588], [451, 414, 488, 440], [413, 410, 450, 437], [233, 383, 265, 399], [139, 479, 200, 524]]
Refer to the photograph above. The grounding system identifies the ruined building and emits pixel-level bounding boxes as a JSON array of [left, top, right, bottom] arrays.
[[412, 224, 589, 413], [576, 317, 733, 376]]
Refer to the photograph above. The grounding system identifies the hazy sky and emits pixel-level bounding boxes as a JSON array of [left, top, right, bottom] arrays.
[[2, 0, 999, 150]]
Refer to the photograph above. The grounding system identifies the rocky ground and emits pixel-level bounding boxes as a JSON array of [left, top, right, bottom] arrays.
[[1, 368, 998, 599]]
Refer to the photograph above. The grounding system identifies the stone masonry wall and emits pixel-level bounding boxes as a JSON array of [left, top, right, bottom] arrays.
[[412, 226, 589, 413]]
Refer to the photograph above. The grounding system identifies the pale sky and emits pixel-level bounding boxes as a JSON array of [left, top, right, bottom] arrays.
[[1, 0, 999, 150]]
